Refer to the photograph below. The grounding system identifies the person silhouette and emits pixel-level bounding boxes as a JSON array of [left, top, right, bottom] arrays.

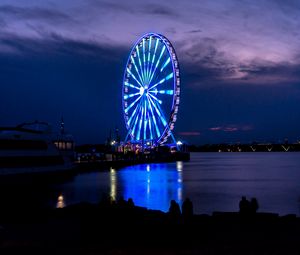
[[127, 198, 135, 208], [239, 196, 250, 215], [182, 197, 193, 219], [168, 200, 181, 220], [250, 197, 259, 214]]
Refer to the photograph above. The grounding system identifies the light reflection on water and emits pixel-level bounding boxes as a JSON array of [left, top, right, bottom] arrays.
[[118, 162, 183, 212], [50, 152, 300, 216]]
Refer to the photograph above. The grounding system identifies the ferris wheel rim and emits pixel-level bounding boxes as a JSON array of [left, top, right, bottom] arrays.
[[122, 32, 180, 144]]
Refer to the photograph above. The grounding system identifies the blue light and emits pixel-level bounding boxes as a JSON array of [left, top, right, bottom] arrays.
[[165, 72, 174, 80], [131, 56, 144, 84], [124, 33, 179, 143], [127, 68, 142, 87], [143, 101, 147, 140], [146, 37, 152, 81], [152, 39, 159, 63], [147, 112, 153, 139], [158, 90, 174, 95], [125, 95, 142, 113], [124, 82, 139, 90], [136, 46, 145, 82], [149, 72, 173, 90], [127, 103, 140, 126], [146, 95, 161, 137], [137, 104, 144, 140], [148, 93, 162, 104], [131, 102, 143, 136], [146, 38, 159, 83], [124, 92, 140, 100], [149, 45, 166, 84], [142, 39, 146, 83], [160, 57, 170, 72], [148, 95, 167, 126]]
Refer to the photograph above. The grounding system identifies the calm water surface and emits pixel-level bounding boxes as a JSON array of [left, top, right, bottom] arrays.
[[52, 152, 300, 215]]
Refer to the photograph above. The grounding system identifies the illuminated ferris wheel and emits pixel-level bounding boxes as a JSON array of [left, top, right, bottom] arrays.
[[122, 33, 180, 144]]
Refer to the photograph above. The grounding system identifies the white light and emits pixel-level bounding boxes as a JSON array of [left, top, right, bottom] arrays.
[[176, 141, 183, 145], [139, 87, 144, 96]]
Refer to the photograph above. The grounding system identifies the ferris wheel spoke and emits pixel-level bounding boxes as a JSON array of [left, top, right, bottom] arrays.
[[127, 101, 141, 126], [149, 89, 174, 95], [142, 38, 147, 84], [124, 92, 140, 100], [124, 81, 140, 90], [143, 100, 148, 140], [145, 36, 152, 83], [125, 94, 142, 113], [131, 56, 144, 85], [147, 38, 159, 84], [148, 72, 173, 90], [130, 100, 144, 137], [148, 45, 166, 85], [146, 95, 161, 138], [148, 92, 162, 104], [147, 111, 153, 140], [136, 46, 145, 83], [160, 57, 171, 73], [127, 68, 143, 87], [147, 95, 167, 126], [136, 101, 144, 140]]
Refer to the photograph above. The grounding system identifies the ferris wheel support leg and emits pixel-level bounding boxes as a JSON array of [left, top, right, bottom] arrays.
[[124, 130, 131, 143]]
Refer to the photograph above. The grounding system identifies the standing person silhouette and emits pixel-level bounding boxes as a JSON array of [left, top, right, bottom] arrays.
[[250, 197, 259, 214], [239, 196, 250, 216], [182, 197, 193, 220], [168, 200, 181, 221]]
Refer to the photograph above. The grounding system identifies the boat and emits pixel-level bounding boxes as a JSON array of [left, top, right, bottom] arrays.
[[0, 121, 75, 175]]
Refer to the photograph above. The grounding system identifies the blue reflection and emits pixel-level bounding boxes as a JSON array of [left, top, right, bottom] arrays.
[[118, 162, 183, 212]]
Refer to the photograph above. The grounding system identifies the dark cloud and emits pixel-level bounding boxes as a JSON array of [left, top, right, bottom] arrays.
[[0, 32, 128, 144], [186, 29, 202, 34], [1, 0, 300, 145], [0, 5, 73, 24], [85, 0, 178, 17], [178, 131, 201, 136], [0, 30, 122, 60], [142, 4, 177, 17], [176, 36, 300, 87]]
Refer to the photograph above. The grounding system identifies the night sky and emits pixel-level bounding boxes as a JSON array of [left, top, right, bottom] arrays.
[[1, 0, 300, 145]]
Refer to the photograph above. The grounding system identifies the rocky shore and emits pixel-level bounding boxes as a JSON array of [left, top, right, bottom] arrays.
[[0, 199, 300, 255]]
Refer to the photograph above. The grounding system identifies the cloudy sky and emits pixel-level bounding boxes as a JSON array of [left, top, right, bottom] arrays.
[[1, 0, 300, 145]]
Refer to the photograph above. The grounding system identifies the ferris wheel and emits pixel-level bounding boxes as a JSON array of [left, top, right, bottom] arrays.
[[122, 33, 180, 144]]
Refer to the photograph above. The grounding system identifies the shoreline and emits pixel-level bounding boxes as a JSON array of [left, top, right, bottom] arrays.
[[0, 200, 299, 254]]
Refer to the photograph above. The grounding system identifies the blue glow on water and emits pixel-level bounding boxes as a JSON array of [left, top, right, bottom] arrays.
[[47, 153, 300, 216], [120, 163, 183, 212]]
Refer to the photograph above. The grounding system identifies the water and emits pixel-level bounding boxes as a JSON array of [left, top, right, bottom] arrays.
[[46, 152, 300, 216]]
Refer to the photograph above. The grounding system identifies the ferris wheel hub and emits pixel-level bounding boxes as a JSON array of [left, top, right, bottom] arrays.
[[139, 87, 145, 96]]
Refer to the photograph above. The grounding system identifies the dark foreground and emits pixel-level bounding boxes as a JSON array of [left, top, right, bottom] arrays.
[[0, 200, 300, 255]]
